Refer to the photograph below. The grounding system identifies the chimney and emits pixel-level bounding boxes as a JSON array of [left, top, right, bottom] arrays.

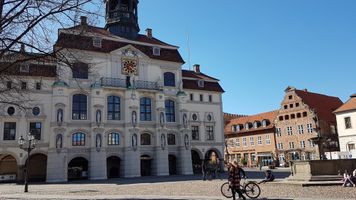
[[193, 64, 200, 73], [20, 44, 25, 53], [146, 28, 152, 38], [80, 16, 87, 25]]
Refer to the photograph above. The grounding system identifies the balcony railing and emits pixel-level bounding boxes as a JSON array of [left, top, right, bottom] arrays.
[[100, 77, 160, 91]]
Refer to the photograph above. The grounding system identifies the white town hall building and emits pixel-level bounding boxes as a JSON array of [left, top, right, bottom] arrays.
[[0, 0, 224, 182]]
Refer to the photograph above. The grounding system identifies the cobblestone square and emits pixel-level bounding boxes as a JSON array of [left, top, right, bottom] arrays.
[[1, 174, 356, 200]]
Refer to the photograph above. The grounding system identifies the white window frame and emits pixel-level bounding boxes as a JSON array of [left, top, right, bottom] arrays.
[[300, 140, 305, 148], [307, 123, 313, 133], [235, 138, 240, 147], [250, 137, 254, 146], [257, 136, 262, 145], [298, 125, 304, 134], [153, 46, 161, 56], [289, 142, 295, 149], [287, 126, 293, 135], [242, 137, 247, 147], [93, 37, 102, 48], [266, 134, 271, 145]]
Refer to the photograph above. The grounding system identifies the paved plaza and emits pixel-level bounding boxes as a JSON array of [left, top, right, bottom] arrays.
[[0, 171, 356, 200]]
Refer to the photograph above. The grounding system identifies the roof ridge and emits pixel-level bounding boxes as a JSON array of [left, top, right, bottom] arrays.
[[295, 89, 340, 99]]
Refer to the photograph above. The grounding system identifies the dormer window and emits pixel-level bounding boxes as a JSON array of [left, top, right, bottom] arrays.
[[262, 120, 267, 127], [153, 47, 161, 56], [254, 122, 258, 128], [197, 80, 204, 88], [236, 125, 241, 132], [232, 125, 236, 132], [93, 37, 102, 48], [245, 123, 250, 130], [20, 63, 30, 73]]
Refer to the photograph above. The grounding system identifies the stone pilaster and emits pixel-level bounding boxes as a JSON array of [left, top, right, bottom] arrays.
[[46, 149, 67, 183], [123, 148, 140, 177], [89, 148, 107, 180]]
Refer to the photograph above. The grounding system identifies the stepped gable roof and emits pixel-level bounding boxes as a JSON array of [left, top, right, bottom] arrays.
[[225, 110, 278, 135], [55, 25, 184, 63], [181, 70, 224, 93], [295, 89, 343, 123], [334, 94, 356, 113]]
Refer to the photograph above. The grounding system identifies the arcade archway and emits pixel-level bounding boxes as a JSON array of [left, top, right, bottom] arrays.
[[107, 156, 121, 178], [68, 157, 88, 180], [191, 150, 202, 174], [27, 154, 47, 182]]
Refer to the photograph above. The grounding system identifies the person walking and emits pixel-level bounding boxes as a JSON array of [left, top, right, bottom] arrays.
[[228, 161, 246, 200]]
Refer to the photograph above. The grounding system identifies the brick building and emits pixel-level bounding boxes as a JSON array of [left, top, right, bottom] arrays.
[[275, 87, 343, 166], [224, 111, 278, 167]]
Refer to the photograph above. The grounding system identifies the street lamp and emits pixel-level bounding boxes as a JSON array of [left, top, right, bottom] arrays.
[[18, 133, 37, 193]]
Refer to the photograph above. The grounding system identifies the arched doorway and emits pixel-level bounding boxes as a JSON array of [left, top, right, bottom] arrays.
[[0, 155, 18, 182], [191, 150, 202, 174], [168, 155, 177, 175], [107, 156, 121, 178], [68, 157, 88, 181], [140, 155, 152, 176], [27, 154, 47, 182]]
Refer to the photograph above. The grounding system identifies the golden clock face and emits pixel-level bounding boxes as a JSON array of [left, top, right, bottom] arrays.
[[122, 58, 138, 75]]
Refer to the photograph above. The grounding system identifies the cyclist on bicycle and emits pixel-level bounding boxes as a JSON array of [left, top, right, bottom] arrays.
[[228, 161, 246, 200]]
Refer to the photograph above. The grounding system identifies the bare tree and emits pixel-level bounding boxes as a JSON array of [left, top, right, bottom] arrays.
[[0, 0, 102, 108]]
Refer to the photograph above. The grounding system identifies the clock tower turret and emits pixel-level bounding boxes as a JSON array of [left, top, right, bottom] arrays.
[[105, 0, 140, 39]]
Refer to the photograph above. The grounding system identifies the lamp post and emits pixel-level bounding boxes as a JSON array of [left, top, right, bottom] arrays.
[[18, 133, 37, 193]]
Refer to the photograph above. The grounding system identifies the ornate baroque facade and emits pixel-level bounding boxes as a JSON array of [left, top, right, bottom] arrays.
[[0, 0, 224, 182]]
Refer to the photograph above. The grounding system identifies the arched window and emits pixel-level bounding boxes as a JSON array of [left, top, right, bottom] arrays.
[[72, 132, 85, 146], [108, 96, 120, 120], [164, 72, 175, 87], [108, 132, 120, 145], [72, 94, 87, 120], [140, 97, 152, 121], [167, 133, 176, 145], [165, 100, 175, 122], [141, 133, 151, 145]]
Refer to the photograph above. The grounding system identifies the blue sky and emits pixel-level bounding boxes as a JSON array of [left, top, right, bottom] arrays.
[[92, 0, 356, 115]]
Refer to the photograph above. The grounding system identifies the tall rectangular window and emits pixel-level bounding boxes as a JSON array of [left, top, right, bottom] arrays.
[[30, 122, 42, 140], [21, 81, 27, 90], [309, 140, 315, 147], [298, 125, 304, 134], [242, 137, 247, 147], [191, 126, 199, 140], [235, 138, 240, 147], [6, 81, 12, 89], [208, 95, 212, 103], [345, 117, 352, 129], [266, 134, 271, 145], [276, 128, 281, 137], [190, 93, 194, 101], [72, 94, 87, 120], [307, 123, 313, 133], [300, 140, 305, 148], [289, 142, 295, 149], [165, 100, 175, 122], [287, 126, 293, 135], [107, 96, 120, 120], [3, 122, 16, 140], [35, 82, 41, 90], [277, 143, 283, 150], [257, 136, 262, 145], [206, 126, 214, 140], [200, 94, 203, 102], [250, 137, 254, 146], [140, 97, 151, 121]]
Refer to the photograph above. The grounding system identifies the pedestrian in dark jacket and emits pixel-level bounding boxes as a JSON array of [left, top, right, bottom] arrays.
[[228, 161, 246, 200], [259, 170, 275, 184]]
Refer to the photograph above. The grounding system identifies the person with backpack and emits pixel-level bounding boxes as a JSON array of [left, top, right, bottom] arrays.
[[228, 161, 246, 200]]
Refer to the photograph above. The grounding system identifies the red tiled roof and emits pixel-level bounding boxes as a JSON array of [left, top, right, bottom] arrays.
[[62, 25, 177, 47], [334, 94, 356, 113], [182, 79, 224, 93], [0, 62, 56, 77], [55, 33, 184, 63], [295, 89, 343, 123], [182, 70, 219, 81], [225, 111, 278, 135]]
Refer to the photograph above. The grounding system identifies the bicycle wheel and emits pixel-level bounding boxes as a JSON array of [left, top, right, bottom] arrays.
[[220, 182, 233, 198], [244, 181, 261, 199]]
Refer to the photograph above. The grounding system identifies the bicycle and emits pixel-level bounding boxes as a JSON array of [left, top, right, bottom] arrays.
[[221, 178, 261, 199]]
